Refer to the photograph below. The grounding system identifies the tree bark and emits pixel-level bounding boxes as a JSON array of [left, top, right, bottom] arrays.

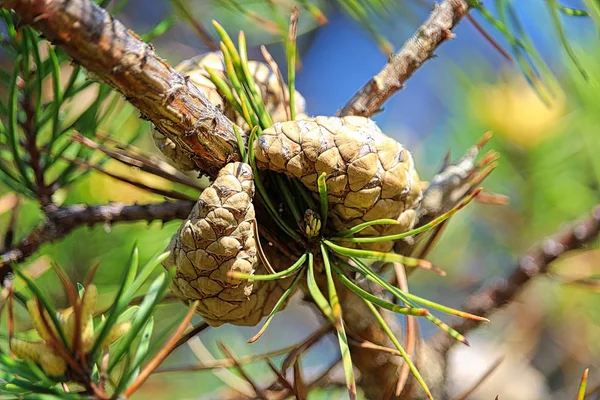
[[3, 0, 239, 177]]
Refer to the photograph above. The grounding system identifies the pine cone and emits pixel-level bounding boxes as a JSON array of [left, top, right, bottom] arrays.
[[153, 52, 306, 171], [254, 116, 422, 251], [164, 162, 283, 326]]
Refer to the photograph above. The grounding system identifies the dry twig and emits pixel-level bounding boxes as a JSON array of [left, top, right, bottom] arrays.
[[338, 0, 470, 117], [0, 200, 194, 270]]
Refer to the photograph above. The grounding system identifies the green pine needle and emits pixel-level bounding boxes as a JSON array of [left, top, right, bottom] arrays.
[[317, 172, 328, 229], [323, 239, 442, 275], [363, 299, 432, 400], [248, 271, 303, 343], [335, 188, 480, 243], [229, 253, 307, 281]]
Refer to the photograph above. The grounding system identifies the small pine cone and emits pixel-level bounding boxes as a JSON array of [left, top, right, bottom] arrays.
[[164, 162, 283, 326], [255, 116, 422, 252], [152, 52, 306, 171]]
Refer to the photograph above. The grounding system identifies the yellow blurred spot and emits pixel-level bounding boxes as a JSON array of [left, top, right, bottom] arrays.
[[471, 74, 565, 148]]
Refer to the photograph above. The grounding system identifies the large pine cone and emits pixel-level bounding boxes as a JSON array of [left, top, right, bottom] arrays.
[[254, 116, 422, 252], [164, 162, 283, 326], [152, 52, 307, 171]]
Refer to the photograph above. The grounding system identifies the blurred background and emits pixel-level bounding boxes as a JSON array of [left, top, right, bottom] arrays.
[[1, 0, 599, 398]]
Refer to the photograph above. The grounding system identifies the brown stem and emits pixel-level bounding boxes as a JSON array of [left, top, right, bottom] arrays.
[[0, 200, 194, 269], [3, 0, 240, 177], [21, 83, 53, 208], [338, 0, 470, 117]]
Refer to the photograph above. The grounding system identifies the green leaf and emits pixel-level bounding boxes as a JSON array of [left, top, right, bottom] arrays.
[[345, 257, 482, 343], [323, 239, 438, 273], [0, 354, 39, 382], [576, 368, 589, 400], [332, 265, 428, 317], [290, 177, 316, 210], [334, 219, 399, 237], [363, 299, 432, 400], [558, 5, 588, 16], [305, 252, 335, 325], [23, 28, 44, 118], [337, 0, 392, 54], [320, 245, 356, 400], [43, 46, 64, 166], [114, 317, 155, 395], [247, 128, 300, 240], [212, 20, 242, 69], [317, 172, 328, 230], [7, 55, 33, 190], [141, 14, 177, 42], [548, 0, 588, 79], [248, 271, 303, 343], [108, 269, 173, 373], [90, 245, 139, 357], [220, 41, 259, 128], [238, 31, 273, 128], [12, 268, 69, 347], [335, 188, 480, 243], [205, 65, 244, 116], [286, 12, 297, 121], [233, 124, 247, 163], [230, 252, 307, 281], [275, 174, 302, 223]]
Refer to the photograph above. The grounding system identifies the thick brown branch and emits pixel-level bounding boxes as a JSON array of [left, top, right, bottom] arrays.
[[0, 200, 194, 271], [3, 0, 239, 177], [338, 0, 470, 117], [432, 204, 600, 355]]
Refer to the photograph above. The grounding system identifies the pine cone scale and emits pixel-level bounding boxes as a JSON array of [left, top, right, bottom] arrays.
[[255, 116, 422, 252], [165, 161, 281, 326]]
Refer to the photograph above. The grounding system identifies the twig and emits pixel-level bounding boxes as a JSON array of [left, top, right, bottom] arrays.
[[465, 14, 512, 62], [265, 358, 294, 392], [281, 324, 333, 372], [21, 86, 53, 207], [4, 0, 239, 177], [348, 336, 403, 358], [170, 321, 209, 354], [70, 132, 204, 191], [0, 200, 194, 270], [185, 335, 255, 398], [61, 156, 195, 201], [293, 358, 308, 400], [156, 342, 301, 373], [450, 357, 504, 400], [433, 205, 600, 354], [338, 0, 470, 117], [218, 342, 267, 399]]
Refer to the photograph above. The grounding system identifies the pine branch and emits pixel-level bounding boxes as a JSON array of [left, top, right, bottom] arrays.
[[1, 0, 239, 177], [431, 204, 600, 355], [0, 200, 195, 274], [338, 0, 470, 117]]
